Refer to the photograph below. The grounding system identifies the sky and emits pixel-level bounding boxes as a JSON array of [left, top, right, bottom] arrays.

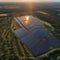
[[0, 0, 60, 2]]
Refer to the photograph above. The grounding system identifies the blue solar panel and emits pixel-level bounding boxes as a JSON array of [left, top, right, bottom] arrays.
[[14, 16, 60, 57], [47, 34, 60, 47], [18, 16, 45, 31], [21, 30, 50, 56], [14, 28, 29, 39]]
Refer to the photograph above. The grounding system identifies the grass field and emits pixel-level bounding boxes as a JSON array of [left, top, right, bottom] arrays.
[[0, 14, 8, 17], [0, 17, 34, 60]]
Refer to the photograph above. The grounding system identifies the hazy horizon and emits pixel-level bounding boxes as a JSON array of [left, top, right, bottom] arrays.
[[0, 0, 60, 2]]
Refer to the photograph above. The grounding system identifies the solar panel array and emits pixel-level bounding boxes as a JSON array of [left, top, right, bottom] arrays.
[[14, 16, 60, 57]]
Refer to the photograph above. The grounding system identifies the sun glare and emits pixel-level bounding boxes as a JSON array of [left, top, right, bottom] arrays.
[[24, 16, 30, 24], [26, 16, 29, 20]]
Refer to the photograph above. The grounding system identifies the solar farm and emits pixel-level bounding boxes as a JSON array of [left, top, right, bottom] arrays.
[[13, 16, 60, 57], [0, 14, 60, 60]]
